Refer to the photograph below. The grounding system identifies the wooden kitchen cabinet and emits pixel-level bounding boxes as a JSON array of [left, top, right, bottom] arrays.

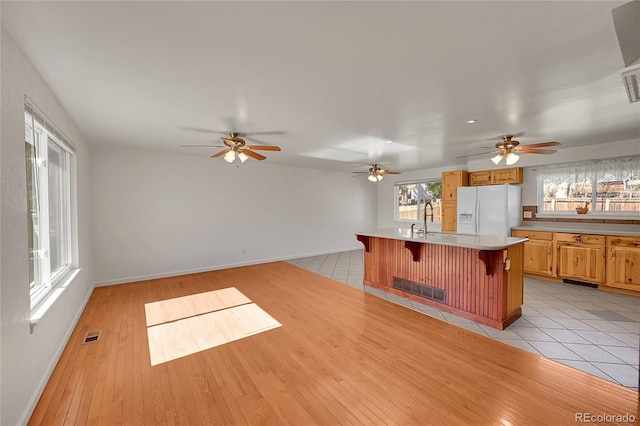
[[469, 170, 492, 186], [493, 167, 523, 184], [441, 202, 458, 232], [469, 167, 523, 186], [441, 170, 468, 233], [556, 233, 606, 284], [442, 170, 468, 201], [512, 230, 555, 277], [606, 236, 640, 292]]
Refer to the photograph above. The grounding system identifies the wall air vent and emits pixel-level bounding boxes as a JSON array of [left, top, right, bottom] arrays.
[[622, 68, 640, 103], [393, 277, 446, 304]]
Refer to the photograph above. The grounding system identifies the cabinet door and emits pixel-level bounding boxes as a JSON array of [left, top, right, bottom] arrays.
[[469, 171, 492, 186], [607, 237, 640, 291], [441, 202, 457, 232], [557, 243, 605, 284], [442, 170, 468, 201], [493, 168, 523, 184], [523, 240, 554, 277]]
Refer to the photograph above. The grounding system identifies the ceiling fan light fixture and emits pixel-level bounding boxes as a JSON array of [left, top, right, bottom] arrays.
[[238, 151, 249, 163], [368, 174, 378, 182], [505, 152, 520, 165], [490, 153, 504, 165], [376, 174, 384, 181], [224, 150, 236, 163]]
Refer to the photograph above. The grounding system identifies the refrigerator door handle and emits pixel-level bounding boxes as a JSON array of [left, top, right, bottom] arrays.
[[475, 192, 479, 234]]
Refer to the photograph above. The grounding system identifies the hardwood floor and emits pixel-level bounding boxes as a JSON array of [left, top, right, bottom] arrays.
[[29, 262, 638, 425]]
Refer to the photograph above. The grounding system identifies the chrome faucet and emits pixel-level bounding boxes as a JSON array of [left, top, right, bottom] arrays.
[[411, 223, 416, 235], [424, 201, 434, 233]]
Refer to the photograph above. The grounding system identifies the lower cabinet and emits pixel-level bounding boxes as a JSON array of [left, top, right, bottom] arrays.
[[513, 230, 633, 290], [555, 233, 606, 284], [606, 236, 640, 292], [512, 230, 555, 277], [557, 243, 606, 284]]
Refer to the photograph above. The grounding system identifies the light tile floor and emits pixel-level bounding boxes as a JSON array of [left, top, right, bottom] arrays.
[[287, 249, 640, 391]]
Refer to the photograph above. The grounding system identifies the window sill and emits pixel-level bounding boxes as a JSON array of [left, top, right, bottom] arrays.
[[536, 212, 640, 221], [536, 212, 638, 220], [30, 268, 80, 333]]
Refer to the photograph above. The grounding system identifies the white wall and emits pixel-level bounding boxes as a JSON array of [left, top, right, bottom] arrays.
[[91, 145, 378, 285], [1, 28, 95, 425], [376, 164, 468, 229]]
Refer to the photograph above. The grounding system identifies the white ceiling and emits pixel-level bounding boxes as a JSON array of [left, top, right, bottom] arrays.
[[2, 1, 639, 172]]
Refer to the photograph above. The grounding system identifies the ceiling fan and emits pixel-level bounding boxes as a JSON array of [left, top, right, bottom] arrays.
[[459, 135, 561, 165], [352, 164, 401, 182], [181, 132, 281, 163]]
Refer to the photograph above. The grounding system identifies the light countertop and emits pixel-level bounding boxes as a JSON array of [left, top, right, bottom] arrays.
[[513, 222, 640, 237], [355, 228, 527, 250]]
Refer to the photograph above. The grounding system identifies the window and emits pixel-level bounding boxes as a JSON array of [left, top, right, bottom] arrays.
[[25, 107, 77, 312], [538, 157, 640, 216], [395, 181, 442, 222]]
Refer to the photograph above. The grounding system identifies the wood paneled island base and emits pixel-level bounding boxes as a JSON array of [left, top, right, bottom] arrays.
[[356, 229, 526, 329]]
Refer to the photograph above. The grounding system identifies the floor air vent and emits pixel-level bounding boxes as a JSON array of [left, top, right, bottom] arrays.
[[83, 330, 101, 344], [393, 277, 446, 304]]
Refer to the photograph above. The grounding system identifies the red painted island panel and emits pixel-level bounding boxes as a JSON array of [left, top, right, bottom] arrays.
[[357, 236, 524, 329]]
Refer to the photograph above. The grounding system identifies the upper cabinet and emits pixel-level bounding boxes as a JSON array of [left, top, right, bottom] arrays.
[[469, 167, 523, 186], [442, 170, 468, 201]]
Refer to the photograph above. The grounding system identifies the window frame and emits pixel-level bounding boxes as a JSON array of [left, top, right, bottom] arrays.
[[25, 107, 78, 315], [394, 180, 443, 223], [536, 158, 640, 218]]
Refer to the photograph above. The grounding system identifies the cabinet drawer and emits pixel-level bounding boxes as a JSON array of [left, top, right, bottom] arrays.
[[607, 236, 640, 248], [512, 230, 553, 241], [555, 233, 605, 245]]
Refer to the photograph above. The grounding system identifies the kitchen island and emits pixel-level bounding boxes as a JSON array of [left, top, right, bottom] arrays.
[[355, 228, 527, 329]]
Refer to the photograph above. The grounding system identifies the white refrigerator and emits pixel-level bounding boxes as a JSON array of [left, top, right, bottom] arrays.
[[457, 184, 522, 236]]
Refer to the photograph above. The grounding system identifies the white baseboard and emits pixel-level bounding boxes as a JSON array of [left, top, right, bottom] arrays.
[[94, 246, 363, 287]]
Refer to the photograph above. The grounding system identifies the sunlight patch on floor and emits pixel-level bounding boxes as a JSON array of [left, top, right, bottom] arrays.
[[145, 288, 281, 366], [145, 286, 252, 326]]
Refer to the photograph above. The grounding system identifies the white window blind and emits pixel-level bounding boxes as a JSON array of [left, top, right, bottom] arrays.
[[537, 157, 640, 215], [25, 99, 77, 312]]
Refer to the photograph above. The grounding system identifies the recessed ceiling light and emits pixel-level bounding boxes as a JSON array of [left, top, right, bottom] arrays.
[[386, 140, 393, 144], [466, 119, 477, 124]]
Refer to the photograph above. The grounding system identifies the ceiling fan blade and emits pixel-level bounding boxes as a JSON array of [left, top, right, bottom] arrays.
[[242, 149, 267, 161], [519, 148, 557, 154], [523, 141, 561, 148], [380, 170, 401, 175], [247, 145, 281, 151], [456, 151, 496, 159], [352, 171, 370, 174], [180, 127, 229, 134], [238, 131, 286, 136], [181, 145, 226, 148], [211, 149, 230, 158]]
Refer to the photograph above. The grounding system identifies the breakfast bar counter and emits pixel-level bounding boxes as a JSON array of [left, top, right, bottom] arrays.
[[355, 228, 527, 329]]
